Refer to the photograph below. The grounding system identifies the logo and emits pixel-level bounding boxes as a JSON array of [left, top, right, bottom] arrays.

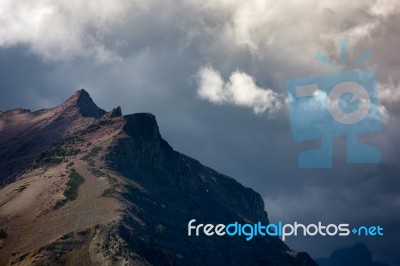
[[187, 219, 384, 241], [286, 40, 382, 168]]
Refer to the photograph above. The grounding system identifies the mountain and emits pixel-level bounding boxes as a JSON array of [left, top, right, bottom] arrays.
[[0, 89, 317, 265], [317, 243, 390, 266], [0, 89, 106, 187]]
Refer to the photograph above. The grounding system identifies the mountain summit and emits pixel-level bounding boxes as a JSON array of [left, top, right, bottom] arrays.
[[0, 89, 107, 186], [61, 89, 106, 118], [0, 90, 317, 265]]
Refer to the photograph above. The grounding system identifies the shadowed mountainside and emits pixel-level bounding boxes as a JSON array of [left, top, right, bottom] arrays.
[[0, 89, 317, 265]]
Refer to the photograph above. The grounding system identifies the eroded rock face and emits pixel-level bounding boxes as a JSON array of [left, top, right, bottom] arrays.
[[103, 106, 122, 119], [0, 90, 317, 266]]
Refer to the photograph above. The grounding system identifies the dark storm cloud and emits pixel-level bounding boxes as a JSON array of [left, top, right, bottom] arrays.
[[1, 0, 400, 265]]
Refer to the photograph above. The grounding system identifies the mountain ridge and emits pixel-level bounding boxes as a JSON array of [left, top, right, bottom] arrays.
[[0, 89, 317, 265], [0, 89, 110, 186]]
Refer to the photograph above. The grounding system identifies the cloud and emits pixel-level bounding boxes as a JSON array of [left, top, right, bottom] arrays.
[[196, 66, 284, 114], [0, 0, 133, 63]]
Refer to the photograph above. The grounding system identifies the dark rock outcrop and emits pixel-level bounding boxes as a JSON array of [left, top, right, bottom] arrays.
[[102, 106, 122, 119]]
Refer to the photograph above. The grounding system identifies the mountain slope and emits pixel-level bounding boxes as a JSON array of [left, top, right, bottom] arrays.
[[0, 89, 105, 186], [0, 90, 317, 265]]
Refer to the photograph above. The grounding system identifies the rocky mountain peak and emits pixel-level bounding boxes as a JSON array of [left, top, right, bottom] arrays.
[[61, 89, 106, 118], [65, 89, 90, 104], [0, 89, 106, 186], [102, 106, 122, 119]]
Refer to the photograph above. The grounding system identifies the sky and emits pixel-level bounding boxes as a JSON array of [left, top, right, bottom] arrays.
[[1, 0, 400, 264]]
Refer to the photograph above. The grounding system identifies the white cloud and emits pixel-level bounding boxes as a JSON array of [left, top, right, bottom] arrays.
[[0, 0, 399, 70], [0, 0, 133, 62], [379, 82, 400, 104], [196, 66, 283, 114]]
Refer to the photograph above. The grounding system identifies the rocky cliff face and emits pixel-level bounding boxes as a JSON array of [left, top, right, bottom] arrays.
[[0, 90, 317, 265]]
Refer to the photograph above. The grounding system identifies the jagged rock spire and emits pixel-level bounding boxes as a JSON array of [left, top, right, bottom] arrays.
[[62, 89, 106, 118]]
